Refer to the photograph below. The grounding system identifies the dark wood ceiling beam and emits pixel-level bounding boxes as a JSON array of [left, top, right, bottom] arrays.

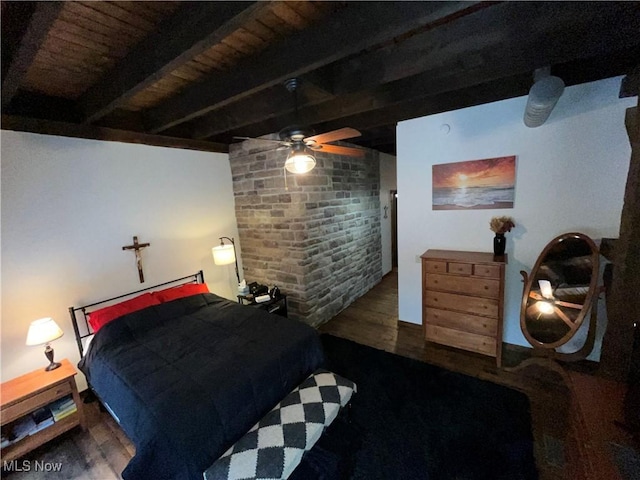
[[217, 74, 530, 150], [319, 73, 532, 137], [79, 1, 266, 123], [317, 47, 637, 138], [198, 1, 640, 141], [219, 3, 640, 142], [189, 75, 335, 139], [4, 91, 80, 123], [1, 115, 228, 154], [1, 1, 63, 108], [620, 66, 640, 98], [351, 126, 398, 155], [144, 1, 482, 133], [207, 58, 535, 140], [331, 2, 640, 95]]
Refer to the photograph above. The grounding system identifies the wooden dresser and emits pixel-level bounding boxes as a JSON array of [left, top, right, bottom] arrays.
[[421, 250, 507, 367]]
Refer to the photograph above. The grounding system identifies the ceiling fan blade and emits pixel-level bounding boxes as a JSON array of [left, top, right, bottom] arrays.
[[310, 144, 365, 157], [233, 136, 289, 145], [244, 146, 280, 155], [305, 127, 361, 145]]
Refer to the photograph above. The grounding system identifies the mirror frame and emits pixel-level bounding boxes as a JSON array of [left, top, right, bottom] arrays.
[[520, 232, 600, 350]]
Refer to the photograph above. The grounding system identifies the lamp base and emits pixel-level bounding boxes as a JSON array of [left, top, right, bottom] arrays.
[[43, 344, 60, 371], [45, 361, 61, 371]]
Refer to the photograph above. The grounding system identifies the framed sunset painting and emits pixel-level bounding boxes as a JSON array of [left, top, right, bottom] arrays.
[[432, 156, 516, 210]]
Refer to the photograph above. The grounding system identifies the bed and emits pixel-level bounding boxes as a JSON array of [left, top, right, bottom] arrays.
[[70, 272, 326, 480]]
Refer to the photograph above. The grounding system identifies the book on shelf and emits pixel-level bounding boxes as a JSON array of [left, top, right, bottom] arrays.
[[53, 406, 77, 421], [31, 406, 53, 425], [29, 418, 55, 435], [29, 406, 55, 435], [49, 395, 77, 421], [0, 395, 79, 448], [49, 395, 74, 412], [5, 416, 36, 445]]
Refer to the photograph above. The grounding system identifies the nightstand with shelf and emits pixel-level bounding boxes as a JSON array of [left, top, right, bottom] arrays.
[[238, 294, 288, 318], [1, 359, 85, 462]]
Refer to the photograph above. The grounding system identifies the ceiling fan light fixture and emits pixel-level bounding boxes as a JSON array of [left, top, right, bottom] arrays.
[[284, 144, 316, 174]]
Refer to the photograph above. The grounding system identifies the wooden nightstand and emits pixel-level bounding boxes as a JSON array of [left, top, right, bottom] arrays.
[[1, 358, 85, 462]]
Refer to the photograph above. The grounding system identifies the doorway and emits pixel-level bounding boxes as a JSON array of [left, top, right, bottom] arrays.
[[391, 190, 398, 268]]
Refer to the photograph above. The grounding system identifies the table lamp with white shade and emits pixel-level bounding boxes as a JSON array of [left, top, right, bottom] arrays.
[[26, 317, 64, 371]]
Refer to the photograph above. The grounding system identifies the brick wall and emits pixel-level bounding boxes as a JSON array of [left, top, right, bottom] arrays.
[[229, 139, 382, 326]]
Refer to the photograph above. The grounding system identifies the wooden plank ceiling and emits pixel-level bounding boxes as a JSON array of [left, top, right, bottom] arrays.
[[2, 1, 639, 155]]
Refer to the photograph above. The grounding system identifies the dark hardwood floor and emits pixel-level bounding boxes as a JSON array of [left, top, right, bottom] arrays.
[[1, 394, 133, 479], [3, 270, 637, 479], [319, 270, 638, 480]]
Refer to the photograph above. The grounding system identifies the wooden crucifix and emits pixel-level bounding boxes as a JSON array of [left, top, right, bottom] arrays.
[[122, 236, 150, 283]]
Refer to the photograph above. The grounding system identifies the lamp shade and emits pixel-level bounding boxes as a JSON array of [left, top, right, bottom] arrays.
[[538, 280, 554, 299], [285, 145, 316, 174], [26, 317, 63, 346], [212, 244, 236, 265]]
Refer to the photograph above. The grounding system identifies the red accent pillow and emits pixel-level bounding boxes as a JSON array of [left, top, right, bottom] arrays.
[[153, 283, 209, 303], [88, 293, 161, 333]]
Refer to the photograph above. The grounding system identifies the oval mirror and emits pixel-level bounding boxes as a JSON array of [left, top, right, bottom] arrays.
[[520, 232, 599, 349]]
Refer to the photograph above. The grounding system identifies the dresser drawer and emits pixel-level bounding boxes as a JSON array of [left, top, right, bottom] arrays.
[[447, 262, 473, 275], [474, 264, 501, 278], [424, 290, 499, 318], [424, 260, 447, 274], [425, 273, 500, 299], [425, 325, 497, 357], [1, 381, 72, 425], [426, 308, 498, 336]]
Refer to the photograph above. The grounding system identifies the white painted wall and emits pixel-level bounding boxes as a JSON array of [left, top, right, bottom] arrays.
[[380, 152, 397, 276], [397, 76, 635, 356], [1, 131, 239, 386]]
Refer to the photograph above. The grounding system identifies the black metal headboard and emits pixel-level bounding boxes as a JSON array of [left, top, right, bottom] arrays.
[[69, 270, 205, 357]]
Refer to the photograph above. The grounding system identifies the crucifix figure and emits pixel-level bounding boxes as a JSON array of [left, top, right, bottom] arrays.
[[122, 236, 150, 283]]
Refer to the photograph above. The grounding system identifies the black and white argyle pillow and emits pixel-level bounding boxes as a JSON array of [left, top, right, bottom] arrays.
[[204, 369, 356, 480]]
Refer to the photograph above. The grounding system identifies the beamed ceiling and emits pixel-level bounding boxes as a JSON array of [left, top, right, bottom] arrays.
[[1, 1, 639, 156]]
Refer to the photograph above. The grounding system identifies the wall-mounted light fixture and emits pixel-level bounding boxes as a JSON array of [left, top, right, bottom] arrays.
[[523, 67, 565, 128], [212, 237, 240, 285]]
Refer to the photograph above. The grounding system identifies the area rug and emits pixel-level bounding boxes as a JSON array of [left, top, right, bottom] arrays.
[[294, 334, 538, 480]]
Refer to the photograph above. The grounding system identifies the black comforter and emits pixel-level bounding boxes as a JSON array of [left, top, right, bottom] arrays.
[[78, 293, 324, 480]]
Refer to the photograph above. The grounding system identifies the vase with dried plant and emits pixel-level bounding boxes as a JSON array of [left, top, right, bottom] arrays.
[[489, 216, 515, 256]]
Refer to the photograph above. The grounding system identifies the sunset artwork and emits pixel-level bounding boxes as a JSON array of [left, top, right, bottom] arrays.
[[432, 156, 516, 210]]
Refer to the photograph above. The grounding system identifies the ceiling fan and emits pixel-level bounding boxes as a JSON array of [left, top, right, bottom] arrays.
[[234, 78, 365, 174]]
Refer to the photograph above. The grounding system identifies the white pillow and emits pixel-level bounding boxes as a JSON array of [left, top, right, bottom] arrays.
[[82, 334, 94, 356]]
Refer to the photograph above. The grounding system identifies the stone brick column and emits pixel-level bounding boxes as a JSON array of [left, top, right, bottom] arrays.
[[229, 139, 382, 326]]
